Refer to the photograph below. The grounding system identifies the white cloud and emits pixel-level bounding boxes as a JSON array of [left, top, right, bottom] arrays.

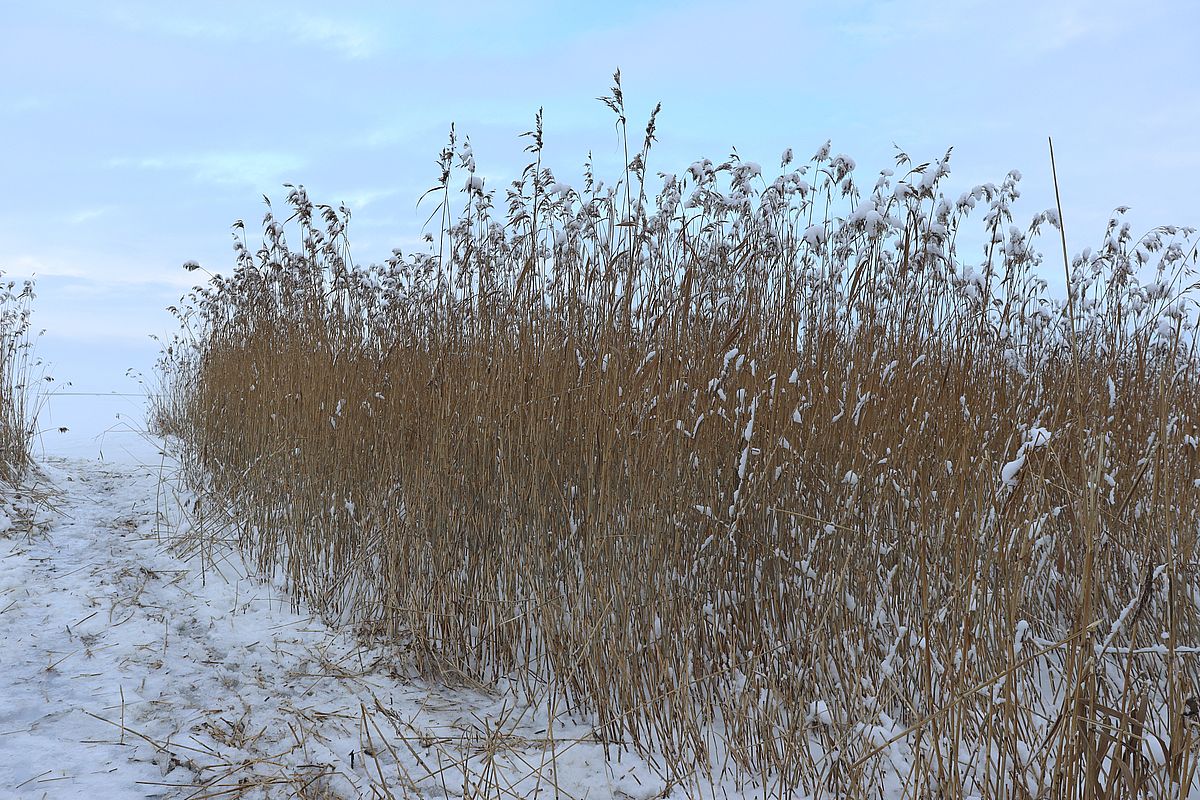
[[108, 151, 306, 189], [1007, 0, 1123, 54], [0, 95, 54, 116], [104, 5, 245, 43], [289, 15, 380, 60], [105, 5, 383, 60], [332, 187, 400, 211], [0, 252, 196, 290], [67, 207, 113, 225], [355, 124, 412, 149], [3, 254, 81, 280]]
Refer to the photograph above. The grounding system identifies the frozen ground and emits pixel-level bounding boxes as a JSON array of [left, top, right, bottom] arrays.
[[0, 447, 686, 799]]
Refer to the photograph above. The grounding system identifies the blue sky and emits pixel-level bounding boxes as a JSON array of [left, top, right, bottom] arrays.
[[1, 0, 1198, 447]]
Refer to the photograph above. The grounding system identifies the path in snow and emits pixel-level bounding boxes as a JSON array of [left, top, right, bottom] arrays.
[[0, 454, 675, 799]]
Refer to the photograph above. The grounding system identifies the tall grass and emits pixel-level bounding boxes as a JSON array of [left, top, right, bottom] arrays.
[[0, 269, 36, 483], [159, 76, 1200, 795]]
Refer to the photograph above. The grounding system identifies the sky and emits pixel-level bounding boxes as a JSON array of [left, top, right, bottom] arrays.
[[1, 0, 1197, 454]]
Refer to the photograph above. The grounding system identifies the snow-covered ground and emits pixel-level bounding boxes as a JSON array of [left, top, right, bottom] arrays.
[[0, 446, 684, 799]]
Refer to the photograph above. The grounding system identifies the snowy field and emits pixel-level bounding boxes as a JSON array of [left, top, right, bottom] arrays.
[[0, 444, 691, 799]]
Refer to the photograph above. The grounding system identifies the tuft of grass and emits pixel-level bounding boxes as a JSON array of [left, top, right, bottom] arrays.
[[158, 76, 1200, 795], [0, 269, 37, 484]]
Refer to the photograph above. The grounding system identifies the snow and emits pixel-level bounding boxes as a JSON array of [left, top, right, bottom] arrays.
[[1026, 426, 1051, 448], [1001, 427, 1054, 488], [1000, 453, 1026, 487], [807, 699, 833, 726], [736, 161, 761, 178], [1013, 619, 1031, 656], [0, 452, 680, 798]]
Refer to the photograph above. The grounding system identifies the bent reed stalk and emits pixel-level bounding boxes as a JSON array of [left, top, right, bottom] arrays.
[[158, 76, 1200, 796]]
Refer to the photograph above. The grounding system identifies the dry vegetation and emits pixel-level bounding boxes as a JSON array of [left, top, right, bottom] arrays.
[[0, 269, 35, 484], [157, 75, 1200, 796]]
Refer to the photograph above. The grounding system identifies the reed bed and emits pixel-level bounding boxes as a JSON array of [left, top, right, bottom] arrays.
[[158, 77, 1200, 796], [0, 268, 36, 484]]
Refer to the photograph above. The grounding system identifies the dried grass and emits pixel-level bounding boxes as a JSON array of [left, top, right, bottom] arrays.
[[0, 269, 35, 484], [157, 75, 1200, 796]]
